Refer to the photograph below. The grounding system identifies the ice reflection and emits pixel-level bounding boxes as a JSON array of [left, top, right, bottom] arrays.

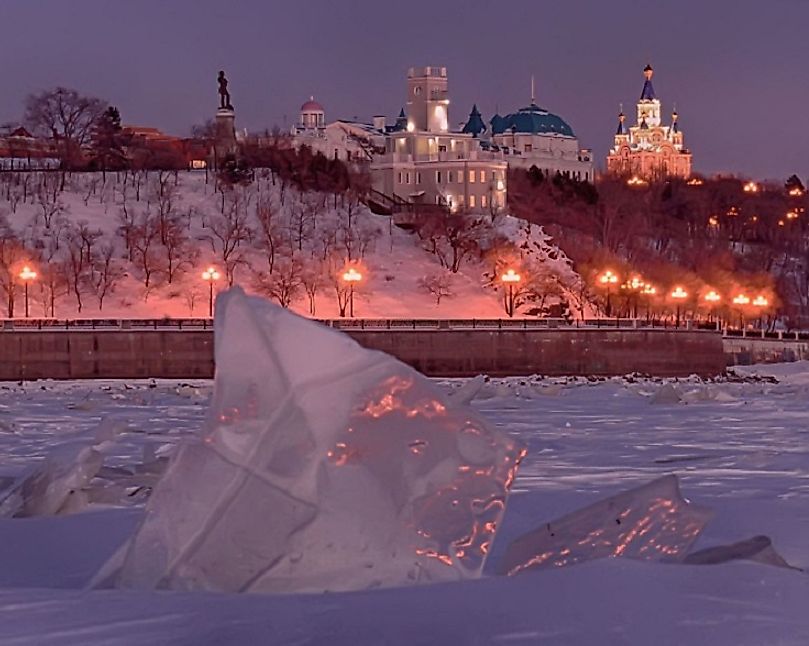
[[499, 475, 713, 576]]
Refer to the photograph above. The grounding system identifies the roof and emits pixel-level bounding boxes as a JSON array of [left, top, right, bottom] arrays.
[[640, 79, 656, 101], [301, 97, 324, 112], [461, 104, 486, 137], [490, 103, 575, 137]]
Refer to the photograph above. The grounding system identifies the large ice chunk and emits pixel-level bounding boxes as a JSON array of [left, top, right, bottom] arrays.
[[103, 287, 524, 593], [498, 475, 713, 575]]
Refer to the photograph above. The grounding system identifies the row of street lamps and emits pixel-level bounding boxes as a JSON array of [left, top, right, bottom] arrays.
[[597, 269, 771, 328]]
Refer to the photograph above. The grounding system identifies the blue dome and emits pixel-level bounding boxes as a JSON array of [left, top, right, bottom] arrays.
[[490, 103, 575, 138]]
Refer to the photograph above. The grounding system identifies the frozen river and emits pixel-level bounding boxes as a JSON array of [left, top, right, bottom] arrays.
[[0, 364, 807, 644]]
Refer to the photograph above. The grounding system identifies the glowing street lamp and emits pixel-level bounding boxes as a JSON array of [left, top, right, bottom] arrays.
[[752, 295, 769, 331], [641, 283, 657, 321], [743, 181, 759, 193], [670, 286, 688, 328], [201, 266, 221, 317], [18, 265, 37, 319], [342, 266, 363, 317], [598, 270, 619, 317], [704, 290, 721, 328], [732, 294, 750, 330], [501, 268, 521, 318], [620, 276, 645, 318]]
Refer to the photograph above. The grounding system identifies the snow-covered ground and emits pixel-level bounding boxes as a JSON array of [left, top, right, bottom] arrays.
[[0, 171, 583, 320], [0, 364, 808, 644]]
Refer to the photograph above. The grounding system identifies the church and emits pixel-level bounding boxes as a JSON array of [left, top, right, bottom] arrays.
[[606, 64, 692, 179]]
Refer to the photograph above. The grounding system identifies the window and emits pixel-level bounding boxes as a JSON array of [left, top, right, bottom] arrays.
[[480, 170, 486, 183], [416, 172, 422, 184], [438, 145, 447, 153], [458, 170, 463, 183], [469, 195, 476, 208], [469, 170, 475, 183], [481, 195, 488, 208], [398, 172, 402, 184], [448, 170, 454, 183], [406, 172, 411, 185], [458, 195, 465, 206], [524, 144, 532, 153], [436, 171, 442, 184]]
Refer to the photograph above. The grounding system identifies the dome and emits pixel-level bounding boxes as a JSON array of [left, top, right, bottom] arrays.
[[490, 103, 575, 138], [301, 96, 324, 113]]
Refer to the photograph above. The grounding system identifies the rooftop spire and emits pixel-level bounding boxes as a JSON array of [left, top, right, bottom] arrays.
[[640, 63, 656, 101], [530, 75, 535, 104]]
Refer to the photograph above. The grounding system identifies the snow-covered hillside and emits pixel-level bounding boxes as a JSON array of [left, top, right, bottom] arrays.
[[0, 170, 584, 319]]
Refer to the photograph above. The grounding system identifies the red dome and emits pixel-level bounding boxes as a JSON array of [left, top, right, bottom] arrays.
[[301, 96, 324, 112]]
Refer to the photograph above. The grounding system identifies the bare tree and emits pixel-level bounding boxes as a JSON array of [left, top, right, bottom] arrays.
[[0, 224, 27, 317], [418, 272, 454, 305], [23, 87, 107, 187], [162, 215, 196, 284], [91, 242, 124, 310], [254, 195, 281, 272], [414, 211, 491, 273], [251, 254, 303, 308], [35, 171, 66, 229], [64, 224, 100, 313], [301, 263, 327, 315], [130, 212, 161, 288], [202, 189, 253, 285]]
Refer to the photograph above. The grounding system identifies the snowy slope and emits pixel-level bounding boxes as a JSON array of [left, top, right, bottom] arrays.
[[0, 171, 584, 319], [0, 367, 807, 644]]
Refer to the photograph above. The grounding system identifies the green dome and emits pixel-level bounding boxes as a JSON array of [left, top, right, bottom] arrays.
[[490, 103, 575, 138]]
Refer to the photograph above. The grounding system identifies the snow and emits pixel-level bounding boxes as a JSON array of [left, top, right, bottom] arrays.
[[1, 171, 583, 320], [0, 366, 807, 643]]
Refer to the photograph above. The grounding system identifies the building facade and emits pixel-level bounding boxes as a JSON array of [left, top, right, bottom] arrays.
[[606, 64, 692, 179], [371, 66, 507, 214]]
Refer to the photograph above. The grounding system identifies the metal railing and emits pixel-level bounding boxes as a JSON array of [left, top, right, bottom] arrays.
[[1, 316, 807, 339]]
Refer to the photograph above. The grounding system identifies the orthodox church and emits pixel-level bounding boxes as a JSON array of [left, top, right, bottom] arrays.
[[606, 64, 692, 179]]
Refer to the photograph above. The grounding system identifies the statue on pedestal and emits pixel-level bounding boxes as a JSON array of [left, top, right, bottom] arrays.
[[218, 70, 233, 110]]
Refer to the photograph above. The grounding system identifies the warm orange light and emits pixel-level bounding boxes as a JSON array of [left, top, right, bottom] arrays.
[[671, 286, 688, 300], [342, 267, 363, 283], [501, 268, 521, 283], [743, 181, 759, 193], [201, 267, 221, 281], [778, 220, 785, 227], [626, 176, 647, 187], [786, 210, 799, 220], [641, 284, 657, 296], [687, 178, 704, 186], [733, 294, 750, 305], [752, 295, 769, 308], [704, 290, 721, 303], [708, 217, 719, 227], [19, 266, 37, 282], [598, 270, 619, 285], [788, 187, 804, 197]]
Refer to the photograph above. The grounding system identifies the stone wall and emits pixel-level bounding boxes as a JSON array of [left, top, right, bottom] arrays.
[[723, 336, 809, 366], [0, 328, 726, 381]]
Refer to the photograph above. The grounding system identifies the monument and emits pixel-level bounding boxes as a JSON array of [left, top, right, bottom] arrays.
[[214, 70, 238, 167]]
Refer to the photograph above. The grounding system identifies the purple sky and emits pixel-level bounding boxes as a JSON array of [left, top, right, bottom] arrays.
[[1, 0, 806, 180]]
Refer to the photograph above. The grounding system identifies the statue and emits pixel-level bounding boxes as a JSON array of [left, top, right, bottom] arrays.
[[217, 70, 233, 110]]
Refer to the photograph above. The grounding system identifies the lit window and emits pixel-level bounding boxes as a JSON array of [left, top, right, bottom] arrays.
[[480, 170, 486, 182], [469, 170, 475, 183], [481, 195, 488, 208], [469, 195, 476, 208]]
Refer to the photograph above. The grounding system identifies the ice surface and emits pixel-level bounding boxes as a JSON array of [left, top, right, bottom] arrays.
[[684, 535, 799, 570], [498, 475, 713, 575], [102, 287, 525, 593]]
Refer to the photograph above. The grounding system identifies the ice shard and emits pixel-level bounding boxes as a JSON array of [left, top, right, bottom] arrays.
[[103, 287, 525, 593], [498, 475, 713, 576]]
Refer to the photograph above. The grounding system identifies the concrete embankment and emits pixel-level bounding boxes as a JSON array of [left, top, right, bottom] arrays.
[[0, 328, 726, 380]]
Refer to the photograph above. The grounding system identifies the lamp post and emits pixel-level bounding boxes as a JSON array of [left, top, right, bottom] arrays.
[[732, 294, 750, 330], [201, 266, 221, 317], [342, 266, 363, 317], [621, 276, 644, 318], [641, 284, 657, 322], [704, 290, 721, 329], [598, 270, 619, 317], [500, 268, 521, 318], [18, 265, 37, 319], [752, 295, 769, 330], [671, 286, 688, 328]]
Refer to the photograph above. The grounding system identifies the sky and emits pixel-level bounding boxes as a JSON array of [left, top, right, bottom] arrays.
[[1, 0, 807, 180]]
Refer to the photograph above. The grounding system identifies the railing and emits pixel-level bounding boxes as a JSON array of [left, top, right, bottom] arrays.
[[1, 317, 807, 338]]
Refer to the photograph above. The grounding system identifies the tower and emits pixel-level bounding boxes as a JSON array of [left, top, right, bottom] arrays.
[[406, 66, 449, 133], [637, 64, 661, 127]]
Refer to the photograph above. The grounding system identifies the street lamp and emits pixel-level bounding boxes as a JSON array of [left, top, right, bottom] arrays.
[[752, 295, 769, 330], [18, 265, 37, 319], [704, 290, 721, 328], [201, 266, 221, 317], [500, 268, 521, 318], [671, 286, 688, 328], [620, 276, 644, 318], [598, 270, 619, 317], [342, 266, 363, 317], [732, 294, 750, 330], [641, 284, 657, 322]]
